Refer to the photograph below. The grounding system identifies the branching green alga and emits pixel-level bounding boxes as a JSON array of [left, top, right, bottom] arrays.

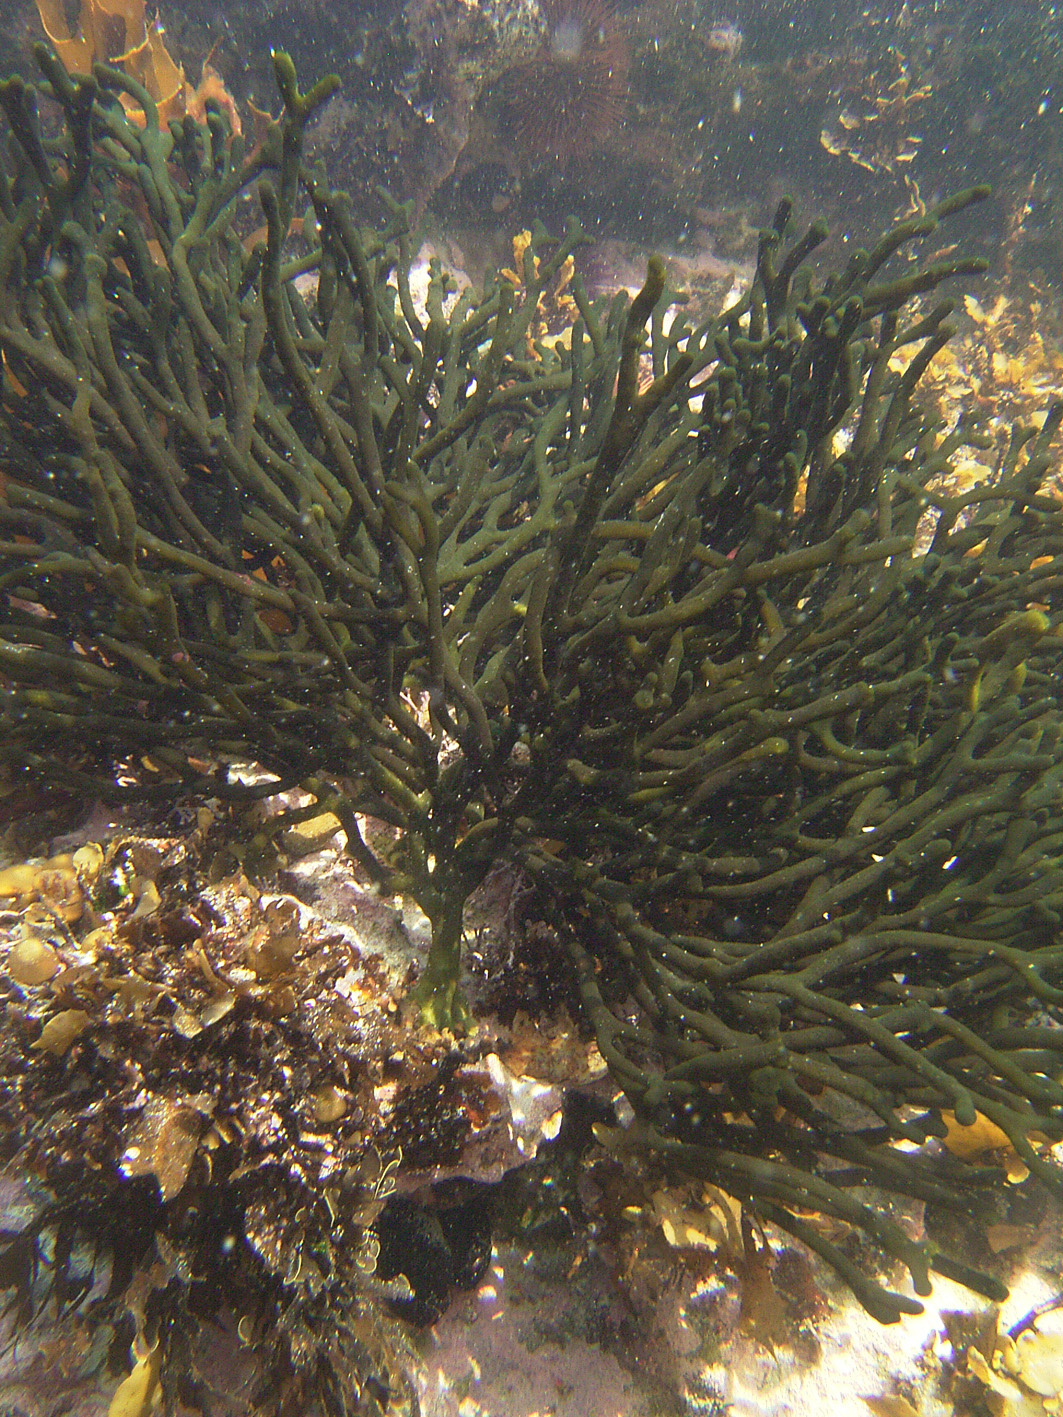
[[3, 48, 1063, 1320]]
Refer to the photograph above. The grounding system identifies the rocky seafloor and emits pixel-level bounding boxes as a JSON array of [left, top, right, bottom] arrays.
[[3, 790, 1063, 1417]]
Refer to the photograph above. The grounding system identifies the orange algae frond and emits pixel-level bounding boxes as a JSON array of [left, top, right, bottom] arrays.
[[502, 230, 580, 355], [34, 0, 241, 132]]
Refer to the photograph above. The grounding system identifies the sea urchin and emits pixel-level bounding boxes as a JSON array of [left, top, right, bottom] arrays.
[[505, 0, 629, 163]]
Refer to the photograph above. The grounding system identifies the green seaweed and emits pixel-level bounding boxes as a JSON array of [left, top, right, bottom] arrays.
[[2, 48, 1063, 1323]]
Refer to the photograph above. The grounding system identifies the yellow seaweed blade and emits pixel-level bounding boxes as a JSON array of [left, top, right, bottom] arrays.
[[107, 1344, 160, 1417], [34, 0, 94, 74], [93, 0, 147, 59], [79, 0, 140, 68], [145, 21, 186, 119], [35, 0, 188, 124]]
